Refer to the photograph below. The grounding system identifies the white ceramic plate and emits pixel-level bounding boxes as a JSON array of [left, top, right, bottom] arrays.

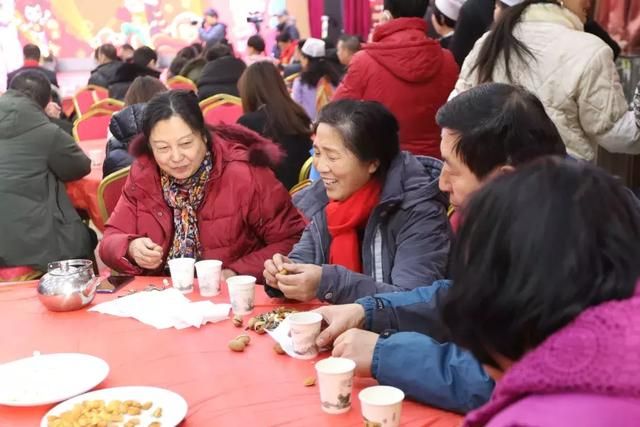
[[0, 353, 109, 407], [41, 386, 188, 427]]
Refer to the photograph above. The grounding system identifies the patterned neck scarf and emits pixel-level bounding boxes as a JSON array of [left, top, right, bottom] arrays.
[[161, 151, 213, 260]]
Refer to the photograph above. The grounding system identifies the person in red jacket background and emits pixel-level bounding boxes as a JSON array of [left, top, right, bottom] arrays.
[[333, 0, 459, 159], [99, 90, 305, 281]]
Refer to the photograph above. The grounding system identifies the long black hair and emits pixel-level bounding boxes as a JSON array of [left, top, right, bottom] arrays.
[[300, 54, 342, 88], [472, 0, 560, 83], [442, 158, 640, 368]]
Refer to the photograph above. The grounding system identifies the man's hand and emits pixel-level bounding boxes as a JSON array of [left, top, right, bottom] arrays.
[[275, 263, 322, 302], [312, 304, 366, 348], [331, 329, 379, 377]]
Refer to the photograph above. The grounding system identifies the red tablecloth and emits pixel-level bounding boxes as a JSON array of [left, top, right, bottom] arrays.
[[0, 277, 462, 427], [66, 139, 107, 231]]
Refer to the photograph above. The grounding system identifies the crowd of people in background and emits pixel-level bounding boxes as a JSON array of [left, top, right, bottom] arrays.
[[2, 0, 640, 425]]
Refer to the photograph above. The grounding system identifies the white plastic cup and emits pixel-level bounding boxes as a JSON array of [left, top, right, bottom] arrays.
[[226, 275, 256, 315], [287, 312, 322, 359], [89, 149, 103, 167], [315, 357, 356, 414], [359, 386, 405, 427], [195, 260, 222, 297], [167, 257, 196, 293]]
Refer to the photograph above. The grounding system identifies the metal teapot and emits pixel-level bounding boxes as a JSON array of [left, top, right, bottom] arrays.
[[37, 259, 99, 312]]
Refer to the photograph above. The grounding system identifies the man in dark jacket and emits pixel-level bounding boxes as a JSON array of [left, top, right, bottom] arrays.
[[0, 71, 95, 271], [7, 44, 58, 88], [109, 46, 161, 100], [197, 43, 246, 101], [88, 43, 123, 89], [308, 83, 568, 414]]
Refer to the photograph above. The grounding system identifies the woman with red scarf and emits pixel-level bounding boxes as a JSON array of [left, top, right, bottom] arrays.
[[263, 100, 451, 304]]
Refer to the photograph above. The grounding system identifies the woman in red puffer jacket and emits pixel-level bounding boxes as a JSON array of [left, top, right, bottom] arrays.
[[99, 90, 305, 281], [333, 0, 459, 159]]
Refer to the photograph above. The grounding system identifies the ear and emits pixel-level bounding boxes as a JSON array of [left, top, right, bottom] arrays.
[[368, 159, 381, 175], [498, 165, 516, 175]]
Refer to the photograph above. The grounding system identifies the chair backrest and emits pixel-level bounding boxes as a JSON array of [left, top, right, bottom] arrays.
[[72, 109, 113, 142], [198, 93, 241, 110], [73, 85, 109, 117], [88, 98, 125, 114], [289, 179, 312, 196], [0, 266, 41, 282], [167, 76, 197, 92], [97, 166, 131, 223], [200, 94, 243, 127], [284, 73, 300, 93], [298, 157, 313, 182]]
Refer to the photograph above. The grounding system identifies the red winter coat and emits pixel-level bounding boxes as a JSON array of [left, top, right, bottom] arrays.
[[333, 18, 459, 159], [99, 124, 306, 280]]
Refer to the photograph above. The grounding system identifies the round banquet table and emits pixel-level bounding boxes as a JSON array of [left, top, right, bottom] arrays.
[[0, 277, 463, 427], [65, 139, 107, 231]]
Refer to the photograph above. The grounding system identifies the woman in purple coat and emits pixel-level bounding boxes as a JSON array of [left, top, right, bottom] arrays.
[[443, 158, 640, 427]]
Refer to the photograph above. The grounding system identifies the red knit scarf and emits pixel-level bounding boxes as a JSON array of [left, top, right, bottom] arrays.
[[325, 180, 382, 273]]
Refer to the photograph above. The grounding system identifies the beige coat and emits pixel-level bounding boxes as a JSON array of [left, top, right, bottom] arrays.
[[456, 4, 639, 161]]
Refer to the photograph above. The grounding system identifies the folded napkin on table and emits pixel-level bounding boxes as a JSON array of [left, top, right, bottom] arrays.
[[89, 288, 231, 329]]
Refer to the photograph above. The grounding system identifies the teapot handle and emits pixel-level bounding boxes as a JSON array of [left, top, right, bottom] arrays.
[[83, 276, 101, 298]]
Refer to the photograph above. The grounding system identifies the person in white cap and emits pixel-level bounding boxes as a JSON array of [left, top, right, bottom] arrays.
[[291, 38, 341, 120], [432, 0, 465, 48], [493, 0, 525, 20]]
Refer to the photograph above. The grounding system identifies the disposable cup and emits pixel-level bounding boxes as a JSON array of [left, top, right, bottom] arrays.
[[226, 275, 256, 315], [359, 385, 405, 427], [195, 260, 222, 297], [167, 257, 196, 293], [315, 357, 356, 414], [287, 312, 322, 359]]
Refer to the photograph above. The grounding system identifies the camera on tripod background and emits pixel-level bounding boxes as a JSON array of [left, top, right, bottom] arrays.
[[246, 11, 263, 24]]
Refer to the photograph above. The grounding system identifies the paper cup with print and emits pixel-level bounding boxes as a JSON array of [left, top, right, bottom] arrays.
[[288, 312, 322, 359], [195, 260, 223, 297], [168, 257, 196, 293], [315, 357, 356, 414], [227, 275, 256, 315], [359, 385, 405, 427]]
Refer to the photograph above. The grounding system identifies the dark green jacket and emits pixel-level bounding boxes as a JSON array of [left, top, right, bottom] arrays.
[[0, 91, 93, 270]]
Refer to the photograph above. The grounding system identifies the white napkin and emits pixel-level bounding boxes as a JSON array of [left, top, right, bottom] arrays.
[[266, 319, 301, 359], [89, 288, 231, 329]]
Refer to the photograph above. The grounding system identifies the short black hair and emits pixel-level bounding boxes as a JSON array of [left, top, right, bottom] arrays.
[[338, 34, 361, 53], [135, 90, 210, 157], [133, 46, 157, 68], [433, 5, 457, 27], [247, 35, 266, 53], [190, 42, 204, 55], [315, 100, 400, 179], [204, 43, 232, 62], [276, 32, 292, 43], [443, 158, 640, 368], [383, 0, 429, 18], [176, 46, 198, 60], [436, 83, 567, 179], [9, 69, 51, 109], [169, 56, 188, 77], [95, 43, 119, 61], [23, 44, 41, 61], [121, 44, 134, 51]]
